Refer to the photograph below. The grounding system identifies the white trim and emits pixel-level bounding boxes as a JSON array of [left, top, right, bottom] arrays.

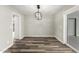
[[54, 36, 65, 44], [19, 36, 24, 40], [24, 35, 54, 37], [63, 14, 67, 43], [66, 43, 79, 53], [0, 42, 14, 53]]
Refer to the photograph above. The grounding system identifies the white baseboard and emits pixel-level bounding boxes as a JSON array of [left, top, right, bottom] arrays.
[[66, 43, 79, 53], [19, 36, 24, 40], [54, 36, 65, 44], [0, 42, 14, 53], [24, 35, 54, 37]]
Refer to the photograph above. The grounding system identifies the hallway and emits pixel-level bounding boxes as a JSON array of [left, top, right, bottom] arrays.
[[5, 37, 75, 53]]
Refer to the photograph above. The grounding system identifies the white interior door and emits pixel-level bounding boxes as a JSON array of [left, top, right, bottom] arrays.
[[68, 18, 75, 36], [13, 15, 19, 40]]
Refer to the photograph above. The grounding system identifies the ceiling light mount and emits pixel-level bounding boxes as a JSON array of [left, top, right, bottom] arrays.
[[37, 5, 40, 9]]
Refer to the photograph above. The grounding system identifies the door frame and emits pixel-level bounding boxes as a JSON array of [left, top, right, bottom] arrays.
[[12, 12, 21, 41], [63, 6, 79, 44]]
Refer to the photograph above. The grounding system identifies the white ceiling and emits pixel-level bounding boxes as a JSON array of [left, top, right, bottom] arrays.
[[11, 5, 65, 15]]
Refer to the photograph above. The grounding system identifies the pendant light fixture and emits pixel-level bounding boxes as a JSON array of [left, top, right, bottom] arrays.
[[35, 5, 42, 20]]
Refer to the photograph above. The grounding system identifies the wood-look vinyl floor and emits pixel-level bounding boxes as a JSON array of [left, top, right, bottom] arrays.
[[4, 37, 75, 53]]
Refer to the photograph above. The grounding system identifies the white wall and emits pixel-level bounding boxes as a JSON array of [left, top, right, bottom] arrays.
[[24, 11, 54, 37], [19, 14, 24, 39], [0, 6, 24, 52], [54, 6, 74, 43], [24, 5, 74, 38]]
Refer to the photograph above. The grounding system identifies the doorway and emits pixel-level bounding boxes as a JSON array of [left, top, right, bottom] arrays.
[[12, 14, 20, 41]]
